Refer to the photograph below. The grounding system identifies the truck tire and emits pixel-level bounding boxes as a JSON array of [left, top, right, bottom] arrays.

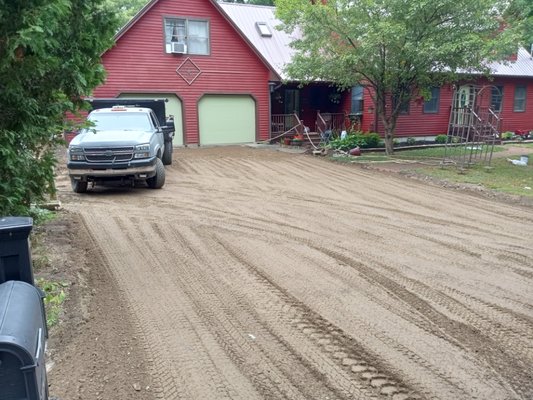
[[71, 178, 88, 193], [162, 142, 172, 165], [147, 158, 165, 189]]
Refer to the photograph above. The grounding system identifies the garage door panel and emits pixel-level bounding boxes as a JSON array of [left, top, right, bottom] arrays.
[[199, 95, 255, 145]]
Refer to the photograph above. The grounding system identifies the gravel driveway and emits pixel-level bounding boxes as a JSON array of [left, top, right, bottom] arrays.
[[48, 146, 533, 400]]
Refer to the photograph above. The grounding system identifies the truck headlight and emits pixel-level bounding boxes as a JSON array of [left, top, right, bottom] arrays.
[[134, 144, 150, 159], [69, 146, 85, 161]]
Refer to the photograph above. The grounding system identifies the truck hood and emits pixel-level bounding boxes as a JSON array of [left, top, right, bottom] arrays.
[[71, 130, 153, 147]]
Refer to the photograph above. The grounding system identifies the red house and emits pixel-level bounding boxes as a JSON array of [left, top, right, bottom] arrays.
[[92, 0, 348, 146], [346, 47, 533, 140], [93, 0, 533, 146]]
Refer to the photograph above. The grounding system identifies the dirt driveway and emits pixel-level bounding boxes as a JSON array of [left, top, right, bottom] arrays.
[[47, 146, 533, 400]]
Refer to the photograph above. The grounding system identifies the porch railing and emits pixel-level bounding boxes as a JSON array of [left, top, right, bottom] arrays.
[[271, 113, 305, 140], [316, 112, 346, 136]]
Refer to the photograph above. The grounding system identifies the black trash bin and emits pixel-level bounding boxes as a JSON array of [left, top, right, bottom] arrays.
[[0, 217, 34, 285], [0, 280, 48, 400]]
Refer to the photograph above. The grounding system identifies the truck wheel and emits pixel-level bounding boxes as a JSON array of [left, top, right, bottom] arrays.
[[147, 158, 165, 189], [71, 178, 88, 193], [162, 142, 173, 165]]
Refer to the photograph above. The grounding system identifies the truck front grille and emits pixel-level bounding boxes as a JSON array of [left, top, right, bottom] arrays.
[[84, 147, 134, 163]]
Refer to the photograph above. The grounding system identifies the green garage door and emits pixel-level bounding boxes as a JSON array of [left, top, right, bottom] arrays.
[[119, 93, 183, 147], [199, 95, 256, 145]]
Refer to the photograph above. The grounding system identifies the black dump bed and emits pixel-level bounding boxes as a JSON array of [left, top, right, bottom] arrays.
[[86, 98, 169, 127]]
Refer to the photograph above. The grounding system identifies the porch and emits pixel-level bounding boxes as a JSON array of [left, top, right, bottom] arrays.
[[269, 83, 364, 147]]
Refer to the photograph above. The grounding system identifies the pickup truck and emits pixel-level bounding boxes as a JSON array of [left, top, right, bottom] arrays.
[[67, 99, 174, 193]]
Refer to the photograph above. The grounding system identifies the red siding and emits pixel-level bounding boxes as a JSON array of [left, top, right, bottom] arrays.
[[348, 79, 533, 137], [93, 0, 272, 145]]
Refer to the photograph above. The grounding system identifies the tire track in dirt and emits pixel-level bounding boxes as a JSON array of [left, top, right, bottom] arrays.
[[60, 147, 533, 400]]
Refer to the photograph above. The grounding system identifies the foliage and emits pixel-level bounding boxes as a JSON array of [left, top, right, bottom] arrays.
[[221, 0, 275, 4], [105, 0, 150, 28], [0, 1, 117, 216], [505, 0, 533, 50], [501, 131, 515, 140], [329, 132, 380, 151], [435, 135, 448, 144], [276, 0, 518, 155], [406, 137, 417, 146], [36, 278, 68, 327]]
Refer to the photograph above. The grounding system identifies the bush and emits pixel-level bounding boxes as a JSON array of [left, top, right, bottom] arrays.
[[406, 137, 416, 146], [328, 131, 382, 151], [501, 131, 514, 140], [435, 134, 448, 144], [364, 132, 381, 148]]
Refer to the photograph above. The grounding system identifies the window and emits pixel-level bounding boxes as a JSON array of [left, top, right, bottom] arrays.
[[423, 87, 440, 113], [514, 85, 526, 112], [256, 22, 272, 37], [491, 85, 503, 112], [351, 85, 364, 115], [164, 18, 209, 55]]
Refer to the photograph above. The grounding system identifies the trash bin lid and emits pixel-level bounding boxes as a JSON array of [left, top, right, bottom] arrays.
[[0, 217, 33, 235]]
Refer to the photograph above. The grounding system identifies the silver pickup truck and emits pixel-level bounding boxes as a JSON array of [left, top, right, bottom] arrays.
[[67, 99, 174, 193]]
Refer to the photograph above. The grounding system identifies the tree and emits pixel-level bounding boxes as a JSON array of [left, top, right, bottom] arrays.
[[219, 0, 275, 5], [0, 0, 117, 216], [505, 0, 533, 50], [276, 0, 518, 154], [105, 0, 149, 28]]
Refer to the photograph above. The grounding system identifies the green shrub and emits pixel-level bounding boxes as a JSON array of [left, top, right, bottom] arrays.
[[328, 134, 365, 151], [435, 134, 448, 144], [328, 132, 382, 151], [501, 131, 514, 140], [364, 133, 381, 148], [406, 137, 416, 146]]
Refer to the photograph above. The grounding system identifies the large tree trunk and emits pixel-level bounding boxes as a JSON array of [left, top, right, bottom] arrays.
[[384, 129, 394, 155]]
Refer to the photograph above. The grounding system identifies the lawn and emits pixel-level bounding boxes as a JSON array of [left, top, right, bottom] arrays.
[[335, 144, 533, 197]]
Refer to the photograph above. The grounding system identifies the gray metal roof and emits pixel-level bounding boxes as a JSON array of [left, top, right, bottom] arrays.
[[219, 2, 297, 80], [487, 47, 533, 77], [220, 2, 533, 80]]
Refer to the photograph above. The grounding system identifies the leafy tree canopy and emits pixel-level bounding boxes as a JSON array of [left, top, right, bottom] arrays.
[[505, 0, 533, 50], [104, 0, 150, 28], [276, 0, 518, 154], [0, 0, 117, 215]]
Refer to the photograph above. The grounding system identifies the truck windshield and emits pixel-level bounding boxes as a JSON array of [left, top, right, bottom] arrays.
[[88, 112, 153, 131]]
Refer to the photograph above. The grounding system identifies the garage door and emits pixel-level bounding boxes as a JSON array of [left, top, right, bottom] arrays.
[[119, 93, 183, 147], [199, 95, 256, 145]]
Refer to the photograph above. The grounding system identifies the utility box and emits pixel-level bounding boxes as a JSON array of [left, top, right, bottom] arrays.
[[0, 280, 48, 400], [0, 217, 34, 285]]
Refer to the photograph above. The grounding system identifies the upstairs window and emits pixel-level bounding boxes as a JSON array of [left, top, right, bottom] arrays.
[[164, 18, 209, 55], [423, 87, 440, 113], [490, 85, 504, 112], [514, 85, 526, 112]]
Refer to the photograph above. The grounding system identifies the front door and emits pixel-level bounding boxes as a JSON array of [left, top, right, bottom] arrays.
[[455, 85, 472, 126]]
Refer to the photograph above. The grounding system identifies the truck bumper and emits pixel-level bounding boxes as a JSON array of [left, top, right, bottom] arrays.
[[68, 159, 157, 181]]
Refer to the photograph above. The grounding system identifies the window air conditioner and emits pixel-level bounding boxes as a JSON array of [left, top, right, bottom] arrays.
[[171, 42, 187, 54]]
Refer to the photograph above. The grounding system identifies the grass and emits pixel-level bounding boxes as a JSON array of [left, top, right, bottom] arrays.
[[36, 278, 68, 327], [331, 144, 533, 197], [415, 157, 533, 197]]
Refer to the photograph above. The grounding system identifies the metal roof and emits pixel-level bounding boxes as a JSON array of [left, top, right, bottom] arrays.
[[219, 2, 297, 80], [487, 47, 533, 77]]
